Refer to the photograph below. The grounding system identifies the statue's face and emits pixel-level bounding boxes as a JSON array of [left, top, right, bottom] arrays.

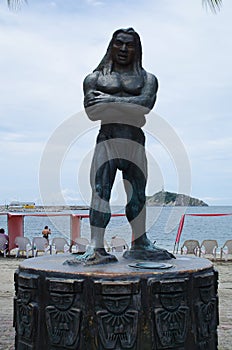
[[112, 33, 136, 66]]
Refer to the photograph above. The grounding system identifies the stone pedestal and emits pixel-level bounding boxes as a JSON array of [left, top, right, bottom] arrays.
[[14, 254, 218, 350]]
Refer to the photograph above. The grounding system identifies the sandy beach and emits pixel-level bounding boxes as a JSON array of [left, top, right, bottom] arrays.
[[0, 257, 231, 350]]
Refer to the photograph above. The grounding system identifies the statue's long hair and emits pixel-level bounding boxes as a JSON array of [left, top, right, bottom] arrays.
[[93, 28, 144, 76]]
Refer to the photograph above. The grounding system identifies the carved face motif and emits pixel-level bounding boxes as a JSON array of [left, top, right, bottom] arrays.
[[103, 296, 130, 314], [200, 287, 212, 304], [160, 293, 183, 311], [112, 33, 136, 67], [19, 288, 31, 304], [50, 293, 74, 310]]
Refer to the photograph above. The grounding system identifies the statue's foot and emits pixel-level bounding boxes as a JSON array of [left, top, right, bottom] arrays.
[[64, 246, 118, 266], [123, 236, 175, 261]]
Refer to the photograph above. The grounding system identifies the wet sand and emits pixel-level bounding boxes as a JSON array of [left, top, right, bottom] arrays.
[[0, 257, 231, 350]]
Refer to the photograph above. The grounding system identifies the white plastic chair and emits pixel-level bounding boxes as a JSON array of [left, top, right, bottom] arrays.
[[110, 237, 129, 252], [220, 239, 232, 261], [73, 237, 89, 253], [15, 236, 32, 258], [0, 236, 8, 257], [200, 240, 218, 260], [51, 237, 69, 254], [104, 239, 111, 252], [180, 240, 200, 256], [32, 237, 51, 257]]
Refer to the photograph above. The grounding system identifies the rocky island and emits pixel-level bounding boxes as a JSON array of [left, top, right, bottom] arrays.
[[146, 190, 208, 206]]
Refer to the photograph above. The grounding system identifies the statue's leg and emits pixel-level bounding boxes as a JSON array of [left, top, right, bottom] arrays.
[[74, 150, 118, 264], [122, 160, 149, 248], [122, 159, 175, 260], [89, 158, 117, 249]]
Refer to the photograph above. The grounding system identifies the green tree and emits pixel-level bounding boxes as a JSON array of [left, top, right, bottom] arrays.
[[7, 0, 222, 12]]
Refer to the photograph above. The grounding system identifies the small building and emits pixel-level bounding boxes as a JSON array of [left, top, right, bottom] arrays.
[[9, 201, 35, 209]]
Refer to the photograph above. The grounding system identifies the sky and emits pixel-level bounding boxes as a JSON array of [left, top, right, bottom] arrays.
[[0, 0, 232, 207]]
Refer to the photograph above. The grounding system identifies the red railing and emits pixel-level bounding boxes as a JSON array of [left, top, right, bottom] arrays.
[[0, 212, 126, 251]]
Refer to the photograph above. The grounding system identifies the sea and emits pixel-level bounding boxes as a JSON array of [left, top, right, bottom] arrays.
[[1, 206, 232, 253]]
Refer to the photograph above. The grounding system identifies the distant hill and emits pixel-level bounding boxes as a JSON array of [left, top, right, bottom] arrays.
[[146, 191, 208, 207]]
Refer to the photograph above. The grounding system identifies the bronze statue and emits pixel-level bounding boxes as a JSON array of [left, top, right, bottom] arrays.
[[77, 28, 174, 264]]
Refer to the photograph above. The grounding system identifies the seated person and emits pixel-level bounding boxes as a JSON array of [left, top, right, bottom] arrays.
[[0, 228, 9, 252]]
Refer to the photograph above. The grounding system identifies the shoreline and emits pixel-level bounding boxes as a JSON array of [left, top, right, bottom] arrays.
[[0, 205, 89, 213], [0, 258, 231, 349]]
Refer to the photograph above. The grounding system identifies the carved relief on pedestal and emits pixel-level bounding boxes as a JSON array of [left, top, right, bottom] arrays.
[[149, 278, 189, 349], [45, 278, 83, 349], [194, 272, 218, 349], [15, 273, 39, 350], [95, 280, 140, 350]]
